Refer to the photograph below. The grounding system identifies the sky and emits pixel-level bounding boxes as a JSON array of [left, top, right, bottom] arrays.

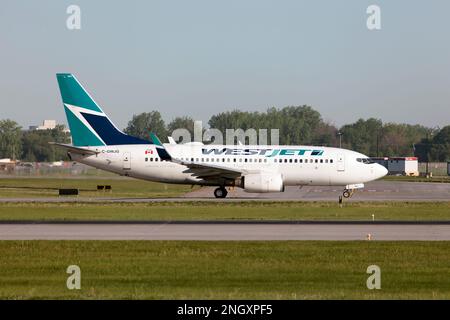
[[0, 0, 449, 130]]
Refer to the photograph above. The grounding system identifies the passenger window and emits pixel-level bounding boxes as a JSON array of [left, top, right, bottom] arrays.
[[155, 158, 159, 162], [315, 159, 318, 163], [299, 159, 303, 163], [330, 159, 333, 163], [284, 159, 288, 163], [320, 159, 323, 163], [289, 159, 292, 163]]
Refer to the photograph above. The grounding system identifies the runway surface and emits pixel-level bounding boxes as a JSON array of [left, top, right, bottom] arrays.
[[184, 180, 450, 201], [1, 222, 449, 240], [0, 180, 448, 202]]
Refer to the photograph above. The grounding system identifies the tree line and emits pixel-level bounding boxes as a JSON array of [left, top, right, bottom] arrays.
[[123, 106, 449, 162], [1, 105, 449, 162], [0, 120, 70, 162]]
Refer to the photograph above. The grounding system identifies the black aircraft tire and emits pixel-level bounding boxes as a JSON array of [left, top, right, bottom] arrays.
[[214, 187, 228, 198]]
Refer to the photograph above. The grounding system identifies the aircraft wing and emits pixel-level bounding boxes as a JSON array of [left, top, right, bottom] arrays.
[[176, 160, 243, 179], [49, 142, 99, 155]]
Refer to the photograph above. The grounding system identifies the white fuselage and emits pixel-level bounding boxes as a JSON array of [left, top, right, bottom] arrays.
[[69, 143, 388, 188]]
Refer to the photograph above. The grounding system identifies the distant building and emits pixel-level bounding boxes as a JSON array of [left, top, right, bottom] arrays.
[[0, 158, 16, 173], [28, 120, 70, 133], [29, 120, 57, 131], [371, 157, 419, 176]]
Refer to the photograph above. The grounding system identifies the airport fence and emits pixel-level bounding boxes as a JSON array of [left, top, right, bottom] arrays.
[[0, 162, 112, 177], [418, 162, 449, 176]]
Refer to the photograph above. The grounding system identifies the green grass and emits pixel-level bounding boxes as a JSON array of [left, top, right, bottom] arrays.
[[0, 177, 192, 198], [0, 201, 448, 221], [0, 241, 448, 299]]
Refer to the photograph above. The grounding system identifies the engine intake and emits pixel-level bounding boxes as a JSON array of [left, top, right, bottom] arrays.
[[243, 173, 284, 193]]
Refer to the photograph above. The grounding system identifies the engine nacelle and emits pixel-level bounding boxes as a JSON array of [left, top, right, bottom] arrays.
[[243, 173, 284, 193]]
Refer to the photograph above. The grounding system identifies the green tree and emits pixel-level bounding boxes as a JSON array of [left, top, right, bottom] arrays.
[[167, 116, 196, 142], [430, 126, 450, 161], [0, 119, 22, 160], [21, 125, 71, 162], [311, 123, 338, 147], [208, 105, 333, 145], [124, 111, 167, 141], [381, 123, 428, 157], [340, 118, 383, 156]]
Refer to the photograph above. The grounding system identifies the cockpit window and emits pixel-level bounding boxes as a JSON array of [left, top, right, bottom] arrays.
[[356, 158, 375, 164]]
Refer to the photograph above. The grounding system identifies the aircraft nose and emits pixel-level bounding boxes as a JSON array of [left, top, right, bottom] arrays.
[[376, 164, 388, 178]]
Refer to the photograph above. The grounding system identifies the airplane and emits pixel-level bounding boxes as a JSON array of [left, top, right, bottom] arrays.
[[52, 73, 388, 199]]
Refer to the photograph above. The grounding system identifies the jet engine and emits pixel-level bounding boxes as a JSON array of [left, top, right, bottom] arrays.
[[243, 173, 284, 193]]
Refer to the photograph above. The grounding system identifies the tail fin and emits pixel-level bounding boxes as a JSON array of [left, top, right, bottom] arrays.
[[149, 133, 172, 161], [56, 73, 150, 146]]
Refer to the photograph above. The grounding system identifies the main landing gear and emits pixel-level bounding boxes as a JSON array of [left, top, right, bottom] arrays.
[[214, 187, 228, 198]]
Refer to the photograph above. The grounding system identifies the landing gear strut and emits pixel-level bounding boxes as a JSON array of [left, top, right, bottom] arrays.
[[214, 187, 228, 198]]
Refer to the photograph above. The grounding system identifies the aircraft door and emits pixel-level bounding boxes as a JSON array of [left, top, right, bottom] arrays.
[[123, 152, 131, 170], [336, 154, 345, 171]]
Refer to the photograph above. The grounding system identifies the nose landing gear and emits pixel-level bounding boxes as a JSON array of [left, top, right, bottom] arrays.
[[342, 189, 354, 198], [342, 183, 365, 198], [214, 187, 228, 198]]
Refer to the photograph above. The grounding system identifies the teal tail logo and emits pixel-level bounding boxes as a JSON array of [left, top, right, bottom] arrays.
[[56, 74, 150, 147]]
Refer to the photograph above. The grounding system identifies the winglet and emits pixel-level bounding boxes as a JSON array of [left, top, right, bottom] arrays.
[[149, 133, 172, 161], [168, 137, 177, 145]]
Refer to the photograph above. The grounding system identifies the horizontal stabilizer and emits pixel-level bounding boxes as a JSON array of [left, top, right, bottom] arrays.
[[49, 142, 99, 155]]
